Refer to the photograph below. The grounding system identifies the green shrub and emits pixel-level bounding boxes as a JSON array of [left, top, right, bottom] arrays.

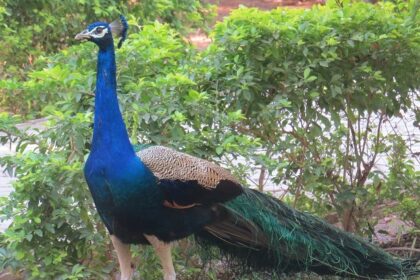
[[0, 0, 215, 114], [201, 0, 419, 232]]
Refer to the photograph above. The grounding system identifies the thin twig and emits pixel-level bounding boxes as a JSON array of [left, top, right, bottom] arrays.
[[384, 247, 420, 253], [347, 112, 361, 182], [410, 237, 417, 258], [371, 113, 384, 167], [360, 111, 371, 158]]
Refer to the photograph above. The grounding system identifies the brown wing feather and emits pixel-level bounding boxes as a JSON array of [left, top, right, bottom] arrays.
[[137, 146, 240, 188], [137, 146, 243, 206]]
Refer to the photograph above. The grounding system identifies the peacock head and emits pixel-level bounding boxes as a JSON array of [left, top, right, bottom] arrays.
[[75, 15, 128, 49]]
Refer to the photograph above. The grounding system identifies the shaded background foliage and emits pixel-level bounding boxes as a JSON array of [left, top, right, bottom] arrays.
[[0, 0, 215, 115], [0, 0, 419, 279]]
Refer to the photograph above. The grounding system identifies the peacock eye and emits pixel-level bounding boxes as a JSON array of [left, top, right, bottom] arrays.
[[95, 27, 103, 34]]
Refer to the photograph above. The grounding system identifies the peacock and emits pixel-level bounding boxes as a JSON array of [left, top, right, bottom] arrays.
[[75, 16, 418, 280]]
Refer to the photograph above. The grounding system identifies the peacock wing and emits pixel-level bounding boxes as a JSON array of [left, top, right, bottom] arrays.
[[137, 146, 243, 209]]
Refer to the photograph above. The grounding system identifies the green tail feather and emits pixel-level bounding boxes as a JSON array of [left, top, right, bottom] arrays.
[[196, 188, 419, 278]]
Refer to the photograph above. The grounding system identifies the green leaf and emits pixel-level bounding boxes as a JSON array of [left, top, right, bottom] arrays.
[[227, 110, 245, 122], [327, 37, 338, 46], [34, 229, 43, 237], [306, 76, 317, 82], [309, 124, 322, 138], [304, 68, 311, 79], [16, 251, 25, 260], [172, 111, 187, 122], [310, 92, 319, 98], [319, 61, 329, 67]]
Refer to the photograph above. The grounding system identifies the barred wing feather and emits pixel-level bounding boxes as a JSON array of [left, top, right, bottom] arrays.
[[137, 146, 243, 208]]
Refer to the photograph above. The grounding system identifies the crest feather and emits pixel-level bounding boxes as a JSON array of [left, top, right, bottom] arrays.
[[110, 15, 128, 48]]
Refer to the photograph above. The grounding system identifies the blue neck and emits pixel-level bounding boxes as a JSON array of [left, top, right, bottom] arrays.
[[91, 44, 134, 157]]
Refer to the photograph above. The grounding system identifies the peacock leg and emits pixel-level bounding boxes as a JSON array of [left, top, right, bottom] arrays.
[[111, 235, 134, 280], [144, 234, 176, 280]]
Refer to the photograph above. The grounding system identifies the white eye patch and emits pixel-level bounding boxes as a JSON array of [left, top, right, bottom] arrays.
[[89, 26, 109, 38]]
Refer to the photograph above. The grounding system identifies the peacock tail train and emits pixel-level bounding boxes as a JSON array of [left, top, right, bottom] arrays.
[[196, 188, 418, 279]]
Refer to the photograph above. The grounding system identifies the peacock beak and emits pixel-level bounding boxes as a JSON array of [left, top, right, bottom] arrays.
[[75, 30, 91, 41]]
